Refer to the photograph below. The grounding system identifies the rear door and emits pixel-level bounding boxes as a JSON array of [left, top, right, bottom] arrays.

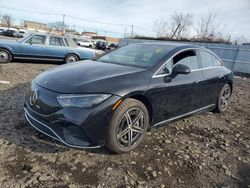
[[147, 49, 204, 125], [45, 36, 68, 60], [198, 50, 225, 106]]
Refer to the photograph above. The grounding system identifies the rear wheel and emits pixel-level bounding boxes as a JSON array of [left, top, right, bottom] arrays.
[[0, 49, 12, 64], [215, 83, 232, 113], [106, 98, 149, 153], [65, 54, 78, 63]]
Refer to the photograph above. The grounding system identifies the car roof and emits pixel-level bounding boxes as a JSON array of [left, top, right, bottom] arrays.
[[27, 33, 77, 47], [140, 42, 204, 50]]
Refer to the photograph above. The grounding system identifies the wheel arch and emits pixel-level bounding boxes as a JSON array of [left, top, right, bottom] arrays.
[[0, 47, 13, 61], [0, 47, 14, 57], [127, 94, 153, 126], [227, 80, 233, 92]]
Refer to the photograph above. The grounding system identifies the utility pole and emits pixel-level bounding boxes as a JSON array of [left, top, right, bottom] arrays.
[[171, 23, 180, 39], [124, 27, 126, 38], [62, 14, 65, 35], [104, 31, 107, 37], [131, 25, 134, 38]]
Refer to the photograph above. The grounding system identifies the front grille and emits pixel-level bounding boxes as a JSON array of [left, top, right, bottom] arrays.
[[26, 82, 61, 115]]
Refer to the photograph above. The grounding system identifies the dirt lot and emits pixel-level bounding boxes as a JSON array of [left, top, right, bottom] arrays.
[[0, 62, 249, 188]]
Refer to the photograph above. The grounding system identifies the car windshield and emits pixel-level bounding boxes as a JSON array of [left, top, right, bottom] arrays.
[[98, 43, 173, 68]]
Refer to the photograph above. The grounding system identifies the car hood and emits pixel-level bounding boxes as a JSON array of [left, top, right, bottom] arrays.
[[34, 60, 148, 94], [0, 40, 17, 44]]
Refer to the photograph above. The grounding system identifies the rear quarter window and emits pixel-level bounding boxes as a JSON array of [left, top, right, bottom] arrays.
[[64, 38, 69, 46]]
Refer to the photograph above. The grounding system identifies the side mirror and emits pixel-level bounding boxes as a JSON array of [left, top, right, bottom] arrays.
[[172, 64, 191, 76]]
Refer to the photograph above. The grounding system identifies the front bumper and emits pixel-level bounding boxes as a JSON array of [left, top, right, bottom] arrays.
[[24, 107, 101, 148], [24, 93, 121, 149]]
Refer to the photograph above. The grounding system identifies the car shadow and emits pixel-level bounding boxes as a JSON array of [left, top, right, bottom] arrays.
[[0, 82, 111, 154], [12, 59, 63, 65], [236, 163, 250, 187]]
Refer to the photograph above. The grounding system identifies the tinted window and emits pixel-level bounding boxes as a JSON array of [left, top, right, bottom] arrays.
[[26, 35, 46, 45], [200, 50, 219, 68], [174, 50, 198, 70], [99, 44, 173, 68], [49, 37, 65, 46]]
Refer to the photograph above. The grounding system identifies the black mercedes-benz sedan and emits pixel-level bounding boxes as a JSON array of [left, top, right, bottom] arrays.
[[24, 43, 233, 153]]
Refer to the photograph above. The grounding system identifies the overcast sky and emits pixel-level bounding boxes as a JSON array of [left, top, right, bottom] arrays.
[[0, 0, 249, 41]]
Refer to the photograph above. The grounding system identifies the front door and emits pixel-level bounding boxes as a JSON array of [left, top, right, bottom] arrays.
[[147, 49, 204, 125], [18, 34, 46, 59]]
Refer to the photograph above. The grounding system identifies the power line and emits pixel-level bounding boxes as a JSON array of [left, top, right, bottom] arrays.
[[66, 15, 130, 27], [0, 4, 151, 36], [0, 14, 125, 36], [0, 5, 130, 27], [0, 5, 61, 16]]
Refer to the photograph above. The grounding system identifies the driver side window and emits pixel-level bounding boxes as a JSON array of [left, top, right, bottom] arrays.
[[26, 35, 46, 45], [157, 50, 198, 75], [173, 50, 198, 70]]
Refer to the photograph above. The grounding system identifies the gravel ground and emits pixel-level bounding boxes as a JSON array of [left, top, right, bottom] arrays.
[[0, 62, 249, 188]]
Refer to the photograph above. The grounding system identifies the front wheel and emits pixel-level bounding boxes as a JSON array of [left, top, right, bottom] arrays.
[[106, 98, 149, 153], [65, 54, 78, 63], [215, 83, 232, 113], [0, 49, 12, 64]]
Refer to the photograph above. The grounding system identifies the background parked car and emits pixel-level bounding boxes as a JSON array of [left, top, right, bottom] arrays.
[[95, 41, 110, 50], [109, 42, 119, 49], [13, 31, 24, 38], [74, 38, 94, 48], [0, 33, 96, 64], [2, 29, 17, 37]]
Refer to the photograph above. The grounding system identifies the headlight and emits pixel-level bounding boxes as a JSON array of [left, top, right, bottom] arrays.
[[57, 94, 111, 108]]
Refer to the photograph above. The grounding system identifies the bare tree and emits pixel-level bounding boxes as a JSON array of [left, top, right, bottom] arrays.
[[195, 9, 222, 41], [1, 14, 12, 29], [49, 21, 68, 31], [169, 12, 193, 39], [152, 17, 168, 38]]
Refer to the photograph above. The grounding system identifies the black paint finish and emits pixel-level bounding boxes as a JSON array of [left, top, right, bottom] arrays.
[[24, 43, 234, 148]]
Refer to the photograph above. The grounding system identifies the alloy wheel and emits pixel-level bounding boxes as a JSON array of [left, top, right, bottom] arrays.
[[116, 108, 146, 148], [220, 85, 231, 110]]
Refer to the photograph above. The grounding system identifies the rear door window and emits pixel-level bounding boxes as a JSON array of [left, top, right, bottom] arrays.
[[200, 50, 222, 68], [49, 37, 65, 46]]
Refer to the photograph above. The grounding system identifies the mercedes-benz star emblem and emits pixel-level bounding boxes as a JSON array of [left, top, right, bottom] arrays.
[[30, 89, 38, 106]]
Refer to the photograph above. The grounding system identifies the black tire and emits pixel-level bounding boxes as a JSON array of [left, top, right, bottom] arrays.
[[88, 45, 92, 48], [0, 49, 12, 64], [64, 54, 78, 63], [215, 83, 232, 113], [106, 98, 149, 153]]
